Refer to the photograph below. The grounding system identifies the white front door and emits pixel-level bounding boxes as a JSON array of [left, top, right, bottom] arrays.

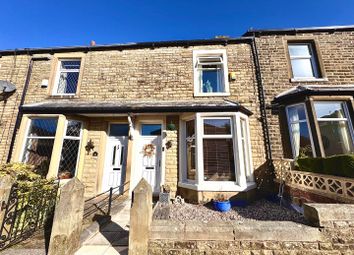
[[137, 124, 162, 193], [102, 124, 129, 193]]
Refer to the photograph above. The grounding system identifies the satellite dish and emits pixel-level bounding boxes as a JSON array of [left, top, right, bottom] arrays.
[[0, 80, 16, 101]]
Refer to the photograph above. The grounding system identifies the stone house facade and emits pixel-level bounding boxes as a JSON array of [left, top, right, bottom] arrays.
[[244, 26, 354, 160], [0, 25, 353, 202]]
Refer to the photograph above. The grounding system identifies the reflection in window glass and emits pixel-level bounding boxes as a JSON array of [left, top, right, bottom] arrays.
[[56, 60, 81, 94], [109, 124, 129, 137], [314, 102, 354, 156], [186, 120, 196, 180], [141, 124, 161, 136], [58, 120, 82, 179], [204, 119, 231, 135], [288, 43, 319, 78], [22, 118, 58, 177], [287, 104, 313, 157]]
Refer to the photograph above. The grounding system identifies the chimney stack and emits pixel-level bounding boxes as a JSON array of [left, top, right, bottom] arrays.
[[90, 40, 96, 46]]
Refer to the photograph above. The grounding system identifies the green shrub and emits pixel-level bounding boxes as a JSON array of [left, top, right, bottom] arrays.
[[295, 154, 354, 178], [296, 157, 324, 174], [0, 163, 55, 192], [322, 154, 354, 178]]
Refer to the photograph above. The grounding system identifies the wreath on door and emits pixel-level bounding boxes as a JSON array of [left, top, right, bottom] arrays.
[[143, 144, 155, 157]]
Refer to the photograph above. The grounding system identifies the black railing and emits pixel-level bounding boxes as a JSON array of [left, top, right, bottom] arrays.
[[0, 181, 59, 250], [83, 182, 129, 219]]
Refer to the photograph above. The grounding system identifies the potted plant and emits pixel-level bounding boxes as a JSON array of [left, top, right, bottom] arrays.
[[58, 171, 72, 180], [213, 194, 231, 212]]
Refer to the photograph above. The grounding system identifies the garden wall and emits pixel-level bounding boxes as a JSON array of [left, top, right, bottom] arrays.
[[148, 204, 354, 254]]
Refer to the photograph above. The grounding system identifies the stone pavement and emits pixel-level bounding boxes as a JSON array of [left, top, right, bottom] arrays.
[[75, 199, 131, 255]]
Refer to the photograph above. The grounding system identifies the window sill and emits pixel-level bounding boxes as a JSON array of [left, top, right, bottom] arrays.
[[178, 181, 256, 192], [49, 94, 78, 99], [194, 92, 230, 97], [290, 77, 328, 83]]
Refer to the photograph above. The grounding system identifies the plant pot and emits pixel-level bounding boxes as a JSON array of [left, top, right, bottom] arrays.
[[213, 200, 231, 212], [230, 199, 248, 207]]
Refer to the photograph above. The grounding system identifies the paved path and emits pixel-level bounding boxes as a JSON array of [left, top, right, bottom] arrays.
[[75, 199, 131, 255]]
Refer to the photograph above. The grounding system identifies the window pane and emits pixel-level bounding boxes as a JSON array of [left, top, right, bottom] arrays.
[[22, 138, 54, 177], [203, 139, 235, 181], [186, 120, 196, 180], [318, 120, 354, 156], [109, 124, 129, 136], [28, 118, 57, 137], [141, 124, 161, 136], [288, 44, 311, 57], [204, 119, 231, 135], [240, 119, 251, 180], [66, 120, 82, 137], [290, 59, 314, 78], [61, 60, 81, 70], [290, 122, 313, 157], [314, 102, 346, 119], [287, 105, 307, 122], [57, 72, 79, 94], [58, 139, 80, 178], [201, 67, 224, 93]]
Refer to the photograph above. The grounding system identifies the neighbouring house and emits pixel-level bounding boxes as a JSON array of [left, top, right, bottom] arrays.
[[0, 25, 353, 203]]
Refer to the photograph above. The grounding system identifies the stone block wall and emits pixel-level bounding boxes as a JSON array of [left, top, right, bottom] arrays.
[[255, 31, 354, 159], [148, 204, 354, 254]]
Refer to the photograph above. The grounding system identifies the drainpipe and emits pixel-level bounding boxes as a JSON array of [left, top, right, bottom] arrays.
[[6, 55, 34, 163], [6, 54, 52, 163], [250, 37, 273, 163]]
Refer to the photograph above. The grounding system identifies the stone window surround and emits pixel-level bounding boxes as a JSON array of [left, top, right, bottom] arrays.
[[14, 114, 87, 180], [283, 37, 327, 83], [192, 49, 230, 97], [178, 112, 255, 192], [47, 52, 86, 98], [285, 96, 354, 158]]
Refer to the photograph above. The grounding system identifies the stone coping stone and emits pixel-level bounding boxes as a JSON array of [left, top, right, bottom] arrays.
[[150, 220, 323, 242], [304, 203, 354, 227]]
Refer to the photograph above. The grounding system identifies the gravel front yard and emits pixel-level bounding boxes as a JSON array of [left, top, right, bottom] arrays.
[[153, 199, 306, 224]]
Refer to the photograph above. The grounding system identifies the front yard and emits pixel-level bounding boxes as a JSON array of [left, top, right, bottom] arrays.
[[153, 199, 306, 224]]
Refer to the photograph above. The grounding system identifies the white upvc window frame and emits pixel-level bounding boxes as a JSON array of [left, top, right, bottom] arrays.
[[193, 49, 230, 97], [286, 103, 316, 158], [179, 112, 255, 192], [57, 119, 83, 178], [314, 101, 354, 157], [52, 58, 81, 96], [288, 43, 320, 80]]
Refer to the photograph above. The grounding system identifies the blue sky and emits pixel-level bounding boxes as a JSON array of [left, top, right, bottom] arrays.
[[0, 0, 353, 50]]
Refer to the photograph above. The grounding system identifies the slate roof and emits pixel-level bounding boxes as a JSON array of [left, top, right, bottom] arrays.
[[273, 85, 354, 103], [21, 99, 253, 115]]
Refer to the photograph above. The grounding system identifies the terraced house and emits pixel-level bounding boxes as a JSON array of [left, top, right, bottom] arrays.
[[0, 25, 353, 203]]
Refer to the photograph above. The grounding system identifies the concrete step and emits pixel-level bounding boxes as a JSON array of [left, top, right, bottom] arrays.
[[75, 245, 128, 255]]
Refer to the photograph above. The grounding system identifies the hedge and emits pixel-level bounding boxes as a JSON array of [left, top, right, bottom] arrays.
[[296, 154, 354, 178]]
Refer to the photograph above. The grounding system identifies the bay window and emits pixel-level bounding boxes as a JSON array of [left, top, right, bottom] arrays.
[[180, 112, 254, 191], [20, 116, 84, 179], [286, 100, 354, 158]]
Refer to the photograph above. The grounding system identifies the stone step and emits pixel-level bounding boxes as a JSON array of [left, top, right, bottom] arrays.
[[75, 245, 128, 255]]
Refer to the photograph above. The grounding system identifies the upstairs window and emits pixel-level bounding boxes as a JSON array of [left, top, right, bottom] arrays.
[[288, 43, 320, 79], [53, 59, 81, 95], [193, 50, 229, 96]]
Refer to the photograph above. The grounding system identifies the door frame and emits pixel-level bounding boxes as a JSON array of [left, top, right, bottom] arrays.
[[100, 121, 130, 192], [131, 116, 166, 193]]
